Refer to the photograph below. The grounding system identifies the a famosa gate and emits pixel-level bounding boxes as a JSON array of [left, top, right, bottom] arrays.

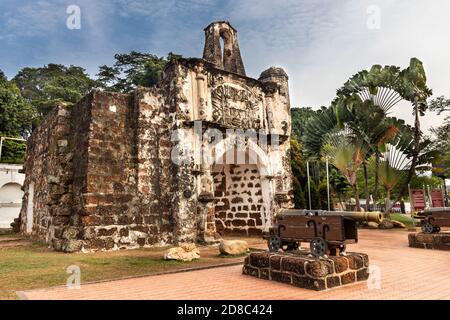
[[17, 21, 294, 252]]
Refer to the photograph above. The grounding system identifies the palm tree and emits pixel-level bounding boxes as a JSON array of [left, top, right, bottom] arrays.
[[321, 128, 368, 211], [373, 125, 439, 214], [335, 64, 406, 204], [334, 59, 433, 205], [335, 97, 401, 210], [303, 58, 434, 210], [395, 58, 433, 203], [370, 144, 408, 214]]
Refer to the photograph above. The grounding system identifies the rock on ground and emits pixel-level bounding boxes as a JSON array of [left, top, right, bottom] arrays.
[[367, 222, 379, 229], [391, 220, 406, 229], [378, 220, 394, 229], [164, 243, 200, 262], [219, 240, 249, 255]]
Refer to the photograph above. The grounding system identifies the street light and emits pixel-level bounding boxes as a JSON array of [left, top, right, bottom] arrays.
[[326, 157, 331, 211]]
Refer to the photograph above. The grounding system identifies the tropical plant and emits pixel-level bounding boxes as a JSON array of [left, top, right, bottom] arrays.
[[321, 128, 369, 211], [304, 58, 434, 210], [329, 168, 351, 210], [374, 123, 439, 213], [291, 136, 307, 209], [318, 180, 333, 210]]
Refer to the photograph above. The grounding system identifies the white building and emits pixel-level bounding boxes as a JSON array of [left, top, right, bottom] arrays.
[[0, 164, 24, 228]]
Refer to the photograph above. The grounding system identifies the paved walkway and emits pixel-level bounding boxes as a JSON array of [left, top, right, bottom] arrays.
[[21, 230, 450, 300]]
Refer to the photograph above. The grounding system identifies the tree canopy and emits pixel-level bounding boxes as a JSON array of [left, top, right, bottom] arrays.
[[97, 51, 181, 93], [0, 70, 36, 163], [13, 64, 100, 117], [429, 97, 450, 179]]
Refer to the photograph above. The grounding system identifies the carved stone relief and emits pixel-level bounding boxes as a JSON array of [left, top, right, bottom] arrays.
[[211, 84, 263, 129]]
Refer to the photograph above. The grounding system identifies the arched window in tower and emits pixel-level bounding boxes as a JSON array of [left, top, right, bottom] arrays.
[[219, 29, 232, 68], [202, 21, 246, 76]]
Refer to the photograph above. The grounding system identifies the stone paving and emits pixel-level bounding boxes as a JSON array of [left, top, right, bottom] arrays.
[[21, 230, 450, 300]]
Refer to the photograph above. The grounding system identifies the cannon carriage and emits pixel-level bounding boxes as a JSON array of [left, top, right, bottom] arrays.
[[263, 209, 384, 257], [418, 208, 450, 233]]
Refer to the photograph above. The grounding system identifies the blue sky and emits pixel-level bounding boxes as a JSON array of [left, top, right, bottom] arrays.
[[1, 0, 449, 132]]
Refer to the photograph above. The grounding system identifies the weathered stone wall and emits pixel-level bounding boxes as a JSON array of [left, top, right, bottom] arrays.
[[19, 89, 177, 252], [134, 87, 174, 245], [214, 164, 266, 236], [75, 89, 175, 251], [19, 104, 73, 245], [77, 91, 138, 251], [19, 22, 294, 252]]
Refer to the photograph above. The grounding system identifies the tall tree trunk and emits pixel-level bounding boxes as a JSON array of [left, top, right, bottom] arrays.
[[373, 154, 380, 205], [396, 99, 421, 203], [337, 192, 344, 211], [352, 183, 361, 212], [363, 163, 370, 211], [385, 189, 392, 218]]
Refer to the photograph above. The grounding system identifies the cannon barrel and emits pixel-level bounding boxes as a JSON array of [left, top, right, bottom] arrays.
[[278, 209, 384, 224]]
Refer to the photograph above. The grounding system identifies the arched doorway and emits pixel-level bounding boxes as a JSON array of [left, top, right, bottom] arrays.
[[0, 182, 23, 228], [211, 142, 274, 237]]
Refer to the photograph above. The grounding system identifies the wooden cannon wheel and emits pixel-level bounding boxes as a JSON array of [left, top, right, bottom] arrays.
[[421, 222, 435, 234], [268, 235, 282, 252], [310, 237, 328, 257]]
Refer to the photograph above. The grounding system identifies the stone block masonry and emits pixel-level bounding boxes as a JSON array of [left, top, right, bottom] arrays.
[[243, 251, 369, 291], [408, 232, 450, 250], [19, 90, 175, 252], [214, 164, 267, 236]]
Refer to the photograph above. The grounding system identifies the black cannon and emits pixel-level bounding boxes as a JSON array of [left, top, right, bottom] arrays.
[[418, 208, 450, 233], [263, 209, 383, 257]]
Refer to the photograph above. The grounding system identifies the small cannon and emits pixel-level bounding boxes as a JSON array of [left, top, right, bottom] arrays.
[[418, 208, 450, 233], [279, 209, 384, 224], [263, 209, 384, 257]]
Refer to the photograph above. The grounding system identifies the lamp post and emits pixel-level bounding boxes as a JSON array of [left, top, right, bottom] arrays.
[[307, 161, 312, 210], [326, 157, 331, 211]]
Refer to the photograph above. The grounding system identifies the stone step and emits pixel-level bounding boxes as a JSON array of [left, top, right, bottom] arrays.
[[0, 235, 32, 248], [0, 236, 23, 242]]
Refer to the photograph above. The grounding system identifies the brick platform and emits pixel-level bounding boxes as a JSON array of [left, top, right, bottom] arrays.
[[242, 251, 369, 291], [408, 232, 450, 250]]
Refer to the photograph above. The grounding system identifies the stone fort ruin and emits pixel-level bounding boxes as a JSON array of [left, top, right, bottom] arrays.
[[18, 21, 293, 252]]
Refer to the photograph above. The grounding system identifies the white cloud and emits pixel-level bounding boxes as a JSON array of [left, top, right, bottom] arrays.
[[1, 0, 448, 132], [222, 0, 450, 132], [0, 0, 64, 38], [115, 0, 215, 18]]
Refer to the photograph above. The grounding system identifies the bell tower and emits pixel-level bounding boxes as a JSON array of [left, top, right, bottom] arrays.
[[202, 21, 246, 76]]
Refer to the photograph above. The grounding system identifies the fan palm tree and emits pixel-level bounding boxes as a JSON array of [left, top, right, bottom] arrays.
[[335, 59, 433, 202], [372, 125, 439, 214], [304, 58, 434, 210], [370, 144, 408, 214], [321, 128, 368, 211]]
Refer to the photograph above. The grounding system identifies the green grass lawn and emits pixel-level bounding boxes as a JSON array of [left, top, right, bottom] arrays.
[[390, 213, 415, 229], [0, 235, 247, 300]]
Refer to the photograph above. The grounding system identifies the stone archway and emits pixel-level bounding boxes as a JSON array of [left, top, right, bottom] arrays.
[[210, 142, 274, 237]]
